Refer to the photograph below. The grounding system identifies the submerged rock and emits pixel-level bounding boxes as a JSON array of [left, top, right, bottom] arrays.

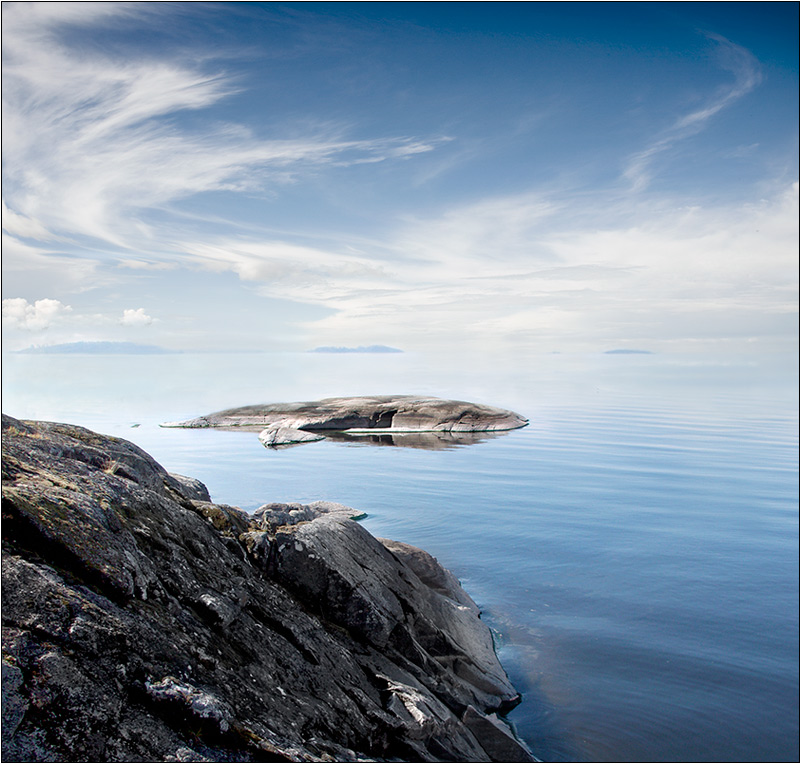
[[1, 414, 534, 763], [162, 395, 528, 448]]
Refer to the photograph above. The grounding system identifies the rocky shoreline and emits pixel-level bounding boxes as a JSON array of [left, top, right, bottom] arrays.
[[161, 395, 529, 447], [1, 414, 534, 762]]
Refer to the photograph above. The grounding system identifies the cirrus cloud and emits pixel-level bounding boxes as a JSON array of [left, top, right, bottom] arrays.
[[1, 2, 440, 255], [623, 34, 763, 193], [166, 181, 797, 354]]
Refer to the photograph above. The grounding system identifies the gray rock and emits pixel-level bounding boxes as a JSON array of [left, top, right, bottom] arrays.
[[145, 676, 234, 734], [252, 500, 367, 533], [379, 537, 479, 611], [269, 512, 522, 714], [2, 660, 26, 738], [161, 396, 528, 449], [258, 425, 325, 447], [167, 473, 212, 502], [1, 414, 533, 763], [462, 705, 537, 762]]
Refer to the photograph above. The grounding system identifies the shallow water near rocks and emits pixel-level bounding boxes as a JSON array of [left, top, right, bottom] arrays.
[[3, 349, 798, 762]]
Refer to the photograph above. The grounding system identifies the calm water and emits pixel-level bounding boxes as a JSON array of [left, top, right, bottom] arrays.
[[3, 350, 798, 762]]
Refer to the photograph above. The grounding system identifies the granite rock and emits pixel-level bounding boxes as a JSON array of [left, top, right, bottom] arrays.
[[162, 395, 528, 449], [1, 414, 534, 763], [258, 426, 325, 448]]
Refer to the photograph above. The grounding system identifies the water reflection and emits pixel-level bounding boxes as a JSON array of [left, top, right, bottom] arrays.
[[212, 425, 515, 450], [323, 429, 510, 450]]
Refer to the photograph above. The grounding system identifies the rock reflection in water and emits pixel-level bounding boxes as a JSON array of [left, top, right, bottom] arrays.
[[213, 425, 514, 450], [324, 429, 508, 450]]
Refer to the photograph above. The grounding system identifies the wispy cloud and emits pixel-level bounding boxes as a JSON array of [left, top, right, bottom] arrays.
[[1, 233, 103, 295], [169, 181, 797, 352], [1, 202, 59, 241], [623, 34, 762, 192], [2, 5, 794, 357], [175, 191, 563, 313], [1, 3, 438, 253]]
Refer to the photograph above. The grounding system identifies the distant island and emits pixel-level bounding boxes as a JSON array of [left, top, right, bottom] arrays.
[[17, 341, 176, 355], [604, 349, 654, 355], [310, 345, 403, 354]]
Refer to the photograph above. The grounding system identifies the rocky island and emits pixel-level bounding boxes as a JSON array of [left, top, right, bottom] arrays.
[[1, 414, 534, 762], [161, 395, 529, 447]]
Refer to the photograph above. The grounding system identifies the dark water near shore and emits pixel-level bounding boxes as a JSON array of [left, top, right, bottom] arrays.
[[3, 350, 798, 762]]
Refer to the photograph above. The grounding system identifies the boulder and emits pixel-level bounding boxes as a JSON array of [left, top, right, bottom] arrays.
[[258, 426, 325, 448], [1, 414, 535, 763]]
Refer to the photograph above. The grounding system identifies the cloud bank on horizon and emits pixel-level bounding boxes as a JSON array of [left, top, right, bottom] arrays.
[[2, 2, 797, 356]]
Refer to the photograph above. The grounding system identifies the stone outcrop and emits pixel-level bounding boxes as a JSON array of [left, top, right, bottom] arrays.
[[1, 415, 534, 763], [161, 395, 528, 447], [258, 427, 325, 448]]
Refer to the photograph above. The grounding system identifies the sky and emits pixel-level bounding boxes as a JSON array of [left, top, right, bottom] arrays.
[[2, 1, 798, 357]]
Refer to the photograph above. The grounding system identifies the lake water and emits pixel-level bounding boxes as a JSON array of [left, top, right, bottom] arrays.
[[3, 349, 798, 762]]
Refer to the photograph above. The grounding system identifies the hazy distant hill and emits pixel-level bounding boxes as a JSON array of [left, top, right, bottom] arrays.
[[310, 345, 403, 354], [604, 349, 653, 355], [17, 341, 176, 355]]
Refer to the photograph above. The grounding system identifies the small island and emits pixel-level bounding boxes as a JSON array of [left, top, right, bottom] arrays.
[[16, 341, 175, 355], [162, 395, 529, 447], [310, 345, 403, 354]]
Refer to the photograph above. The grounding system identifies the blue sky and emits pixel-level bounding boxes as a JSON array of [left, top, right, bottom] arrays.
[[2, 2, 797, 355]]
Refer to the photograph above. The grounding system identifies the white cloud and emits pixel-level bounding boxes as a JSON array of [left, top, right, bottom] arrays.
[[1, 298, 157, 335], [1, 3, 438, 256], [120, 308, 155, 326], [1, 202, 57, 241], [623, 34, 762, 192], [117, 259, 176, 271], [392, 192, 560, 278], [1, 232, 105, 296], [1, 6, 793, 358], [2, 298, 73, 331], [180, 238, 391, 289], [175, 182, 796, 353]]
